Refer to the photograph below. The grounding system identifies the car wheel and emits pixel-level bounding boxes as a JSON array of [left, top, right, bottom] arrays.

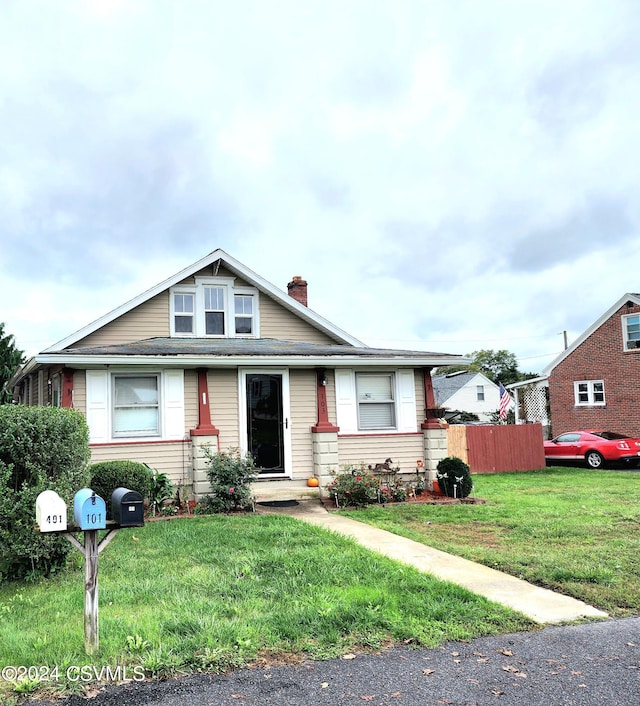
[[585, 451, 604, 469]]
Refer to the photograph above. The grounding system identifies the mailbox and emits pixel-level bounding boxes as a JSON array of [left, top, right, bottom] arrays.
[[36, 490, 68, 532], [73, 488, 107, 530], [111, 487, 145, 527]]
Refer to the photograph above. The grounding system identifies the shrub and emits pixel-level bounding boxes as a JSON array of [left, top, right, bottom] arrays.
[[89, 460, 154, 516], [0, 406, 90, 582], [202, 447, 256, 512], [326, 465, 381, 508], [149, 471, 174, 516], [436, 456, 473, 498]]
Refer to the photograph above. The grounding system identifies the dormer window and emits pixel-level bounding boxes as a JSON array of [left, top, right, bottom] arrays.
[[623, 313, 640, 350], [173, 292, 195, 334], [204, 287, 225, 335], [170, 279, 258, 338]]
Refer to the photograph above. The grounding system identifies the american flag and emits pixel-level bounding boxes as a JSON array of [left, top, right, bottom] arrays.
[[499, 383, 511, 420]]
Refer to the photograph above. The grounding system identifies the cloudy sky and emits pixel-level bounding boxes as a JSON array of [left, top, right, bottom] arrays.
[[2, 0, 638, 373]]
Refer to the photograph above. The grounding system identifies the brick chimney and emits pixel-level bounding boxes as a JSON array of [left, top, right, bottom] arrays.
[[287, 275, 308, 307]]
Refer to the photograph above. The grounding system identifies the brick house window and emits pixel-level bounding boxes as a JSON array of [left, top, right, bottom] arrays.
[[574, 380, 605, 406], [622, 313, 640, 350]]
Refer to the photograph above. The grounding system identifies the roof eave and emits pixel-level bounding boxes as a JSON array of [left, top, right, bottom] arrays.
[[32, 353, 471, 369]]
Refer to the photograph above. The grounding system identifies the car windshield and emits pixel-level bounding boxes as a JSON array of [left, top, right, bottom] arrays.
[[591, 431, 628, 440]]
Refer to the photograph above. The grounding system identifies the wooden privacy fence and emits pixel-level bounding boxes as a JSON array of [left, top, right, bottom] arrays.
[[447, 424, 545, 473]]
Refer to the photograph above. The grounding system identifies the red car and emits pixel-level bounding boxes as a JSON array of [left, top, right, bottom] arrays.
[[544, 430, 640, 469]]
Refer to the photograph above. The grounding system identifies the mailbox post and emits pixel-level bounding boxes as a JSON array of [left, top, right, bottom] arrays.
[[35, 486, 143, 655]]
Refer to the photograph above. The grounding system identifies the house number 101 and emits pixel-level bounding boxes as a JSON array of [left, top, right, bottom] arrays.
[[86, 513, 103, 525]]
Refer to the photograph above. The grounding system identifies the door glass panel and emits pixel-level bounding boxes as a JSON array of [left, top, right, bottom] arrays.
[[246, 374, 284, 473]]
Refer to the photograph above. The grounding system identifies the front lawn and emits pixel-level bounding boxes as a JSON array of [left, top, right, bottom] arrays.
[[0, 513, 531, 701], [343, 466, 640, 617]]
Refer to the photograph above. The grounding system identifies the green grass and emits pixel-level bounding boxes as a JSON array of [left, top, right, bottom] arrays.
[[343, 466, 640, 618], [0, 513, 531, 700]]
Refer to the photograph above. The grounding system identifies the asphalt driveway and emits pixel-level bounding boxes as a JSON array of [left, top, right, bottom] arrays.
[[32, 617, 640, 706]]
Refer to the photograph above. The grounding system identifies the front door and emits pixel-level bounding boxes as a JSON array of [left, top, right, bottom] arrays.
[[241, 370, 291, 476]]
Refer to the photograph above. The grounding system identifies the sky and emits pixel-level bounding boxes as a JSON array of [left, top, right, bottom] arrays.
[[1, 0, 639, 374]]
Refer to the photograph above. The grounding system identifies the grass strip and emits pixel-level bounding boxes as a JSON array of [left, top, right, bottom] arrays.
[[343, 466, 640, 617], [0, 513, 531, 699]]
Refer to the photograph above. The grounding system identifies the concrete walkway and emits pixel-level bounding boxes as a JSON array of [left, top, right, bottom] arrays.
[[256, 499, 608, 625]]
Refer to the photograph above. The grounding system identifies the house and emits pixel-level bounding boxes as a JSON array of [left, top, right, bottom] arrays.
[[9, 249, 468, 499], [521, 293, 640, 438], [431, 371, 501, 422]]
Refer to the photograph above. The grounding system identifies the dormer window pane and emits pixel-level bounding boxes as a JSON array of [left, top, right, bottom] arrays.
[[204, 287, 225, 335], [235, 294, 253, 335], [173, 293, 194, 334]]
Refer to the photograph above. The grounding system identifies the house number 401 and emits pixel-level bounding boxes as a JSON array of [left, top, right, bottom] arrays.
[[46, 515, 63, 524]]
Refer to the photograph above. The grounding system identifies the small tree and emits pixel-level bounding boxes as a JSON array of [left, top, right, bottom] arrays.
[[202, 447, 256, 512], [0, 323, 24, 405]]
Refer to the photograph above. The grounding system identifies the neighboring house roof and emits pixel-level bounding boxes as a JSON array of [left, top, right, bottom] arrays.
[[44, 248, 365, 352], [432, 371, 496, 406], [541, 292, 640, 377], [33, 337, 463, 369]]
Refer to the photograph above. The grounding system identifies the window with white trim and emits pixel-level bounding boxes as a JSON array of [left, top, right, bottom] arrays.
[[574, 380, 605, 406], [172, 292, 195, 334], [170, 278, 258, 338], [235, 294, 254, 334], [357, 372, 396, 430], [204, 286, 225, 335], [622, 313, 640, 350], [476, 385, 485, 401], [113, 375, 160, 437]]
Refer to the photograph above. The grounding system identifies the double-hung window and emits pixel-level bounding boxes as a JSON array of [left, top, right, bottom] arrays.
[[357, 373, 396, 430], [173, 292, 194, 334], [574, 380, 605, 406], [113, 375, 160, 437], [204, 286, 225, 335], [476, 385, 485, 401], [234, 294, 254, 334], [623, 313, 640, 350]]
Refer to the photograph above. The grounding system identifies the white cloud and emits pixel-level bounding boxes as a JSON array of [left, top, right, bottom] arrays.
[[1, 0, 639, 373]]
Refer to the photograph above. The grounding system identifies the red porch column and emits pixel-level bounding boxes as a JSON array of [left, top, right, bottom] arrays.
[[61, 368, 74, 408], [312, 369, 339, 432], [421, 366, 442, 429], [190, 368, 220, 437]]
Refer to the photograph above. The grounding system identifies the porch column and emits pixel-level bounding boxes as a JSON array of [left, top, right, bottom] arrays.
[[311, 368, 339, 433], [420, 367, 448, 490], [420, 366, 441, 430], [61, 368, 74, 408], [190, 369, 220, 501], [311, 368, 339, 495], [190, 369, 220, 436]]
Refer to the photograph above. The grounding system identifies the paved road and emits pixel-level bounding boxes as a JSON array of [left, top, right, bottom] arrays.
[[32, 617, 640, 706]]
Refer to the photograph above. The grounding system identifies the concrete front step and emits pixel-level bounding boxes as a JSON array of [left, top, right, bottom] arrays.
[[251, 478, 320, 502]]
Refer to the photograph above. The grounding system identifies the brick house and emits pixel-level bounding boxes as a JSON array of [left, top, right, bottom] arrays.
[[542, 294, 640, 437]]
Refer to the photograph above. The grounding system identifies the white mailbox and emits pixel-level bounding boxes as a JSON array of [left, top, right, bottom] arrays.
[[36, 490, 68, 532]]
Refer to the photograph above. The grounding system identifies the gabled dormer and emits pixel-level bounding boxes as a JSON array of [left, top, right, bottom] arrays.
[[170, 276, 259, 338]]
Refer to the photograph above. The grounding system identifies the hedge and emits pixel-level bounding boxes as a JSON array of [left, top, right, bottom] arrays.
[[0, 405, 91, 581]]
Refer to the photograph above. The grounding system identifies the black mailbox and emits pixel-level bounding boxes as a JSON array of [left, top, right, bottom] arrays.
[[111, 487, 145, 527]]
